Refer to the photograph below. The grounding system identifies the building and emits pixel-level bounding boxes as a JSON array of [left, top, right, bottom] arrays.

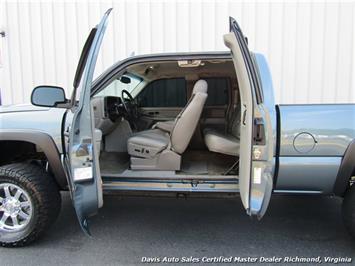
[[0, 0, 354, 106]]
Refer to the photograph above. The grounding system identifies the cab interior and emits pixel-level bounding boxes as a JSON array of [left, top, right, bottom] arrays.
[[91, 58, 241, 179]]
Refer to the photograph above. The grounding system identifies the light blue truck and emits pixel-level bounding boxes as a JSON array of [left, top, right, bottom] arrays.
[[0, 10, 354, 247]]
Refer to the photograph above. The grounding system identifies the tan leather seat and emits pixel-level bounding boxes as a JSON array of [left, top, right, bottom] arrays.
[[203, 105, 241, 156], [127, 80, 208, 170], [127, 129, 169, 159]]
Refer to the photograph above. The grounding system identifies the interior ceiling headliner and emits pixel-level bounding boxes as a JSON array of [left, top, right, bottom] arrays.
[[126, 60, 236, 81]]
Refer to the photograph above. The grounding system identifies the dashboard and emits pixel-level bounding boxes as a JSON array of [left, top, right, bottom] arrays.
[[91, 96, 125, 135]]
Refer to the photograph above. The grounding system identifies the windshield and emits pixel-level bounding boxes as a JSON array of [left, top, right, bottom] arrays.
[[95, 74, 142, 97]]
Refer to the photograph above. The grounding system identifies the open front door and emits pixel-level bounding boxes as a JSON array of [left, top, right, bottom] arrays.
[[225, 17, 274, 219], [62, 9, 112, 234]]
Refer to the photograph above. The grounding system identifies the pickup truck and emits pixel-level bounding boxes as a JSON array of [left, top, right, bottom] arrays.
[[0, 9, 354, 247]]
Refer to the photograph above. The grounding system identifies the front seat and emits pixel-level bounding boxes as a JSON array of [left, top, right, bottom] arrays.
[[203, 105, 241, 156], [127, 79, 208, 170]]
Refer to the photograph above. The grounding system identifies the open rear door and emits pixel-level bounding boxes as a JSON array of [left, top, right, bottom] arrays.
[[225, 17, 274, 219], [62, 9, 112, 234]]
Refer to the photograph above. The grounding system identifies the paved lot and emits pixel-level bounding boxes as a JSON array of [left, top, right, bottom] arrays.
[[0, 192, 355, 265]]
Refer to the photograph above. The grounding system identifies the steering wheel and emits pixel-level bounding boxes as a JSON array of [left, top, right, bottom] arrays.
[[121, 89, 139, 120]]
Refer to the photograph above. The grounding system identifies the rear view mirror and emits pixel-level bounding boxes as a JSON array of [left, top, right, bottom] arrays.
[[120, 76, 131, 84], [31, 86, 67, 108]]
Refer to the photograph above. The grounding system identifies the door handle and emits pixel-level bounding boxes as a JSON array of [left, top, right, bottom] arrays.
[[148, 111, 159, 115], [242, 107, 247, 125], [64, 126, 70, 137]]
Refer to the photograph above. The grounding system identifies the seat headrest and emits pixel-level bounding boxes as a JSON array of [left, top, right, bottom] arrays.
[[192, 79, 208, 94]]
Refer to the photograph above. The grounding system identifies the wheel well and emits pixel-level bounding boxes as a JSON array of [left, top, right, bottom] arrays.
[[0, 140, 66, 190], [334, 140, 355, 196], [0, 131, 68, 190], [0, 140, 46, 166]]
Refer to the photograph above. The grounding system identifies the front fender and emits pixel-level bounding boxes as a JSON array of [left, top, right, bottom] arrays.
[[0, 129, 67, 189]]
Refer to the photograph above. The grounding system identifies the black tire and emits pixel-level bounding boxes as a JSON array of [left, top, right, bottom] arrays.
[[342, 184, 355, 238], [0, 162, 61, 247]]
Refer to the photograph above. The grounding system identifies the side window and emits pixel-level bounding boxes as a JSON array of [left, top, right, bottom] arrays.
[[137, 78, 187, 107], [204, 78, 230, 106]]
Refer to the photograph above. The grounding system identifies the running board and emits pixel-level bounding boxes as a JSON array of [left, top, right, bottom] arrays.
[[101, 177, 323, 195], [102, 177, 239, 193], [101, 169, 238, 180]]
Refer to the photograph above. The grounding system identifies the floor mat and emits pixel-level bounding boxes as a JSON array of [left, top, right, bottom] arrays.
[[181, 160, 208, 174], [100, 152, 130, 174], [100, 150, 238, 176], [180, 150, 238, 175]]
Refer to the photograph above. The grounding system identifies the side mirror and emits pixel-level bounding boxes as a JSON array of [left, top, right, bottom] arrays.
[[31, 86, 68, 108]]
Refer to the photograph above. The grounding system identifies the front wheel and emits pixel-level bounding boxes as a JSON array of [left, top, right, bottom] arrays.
[[342, 184, 355, 238], [0, 163, 61, 247]]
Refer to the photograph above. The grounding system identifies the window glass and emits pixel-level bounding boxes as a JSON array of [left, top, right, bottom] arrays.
[[95, 74, 142, 97], [204, 78, 229, 106], [137, 78, 187, 107]]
